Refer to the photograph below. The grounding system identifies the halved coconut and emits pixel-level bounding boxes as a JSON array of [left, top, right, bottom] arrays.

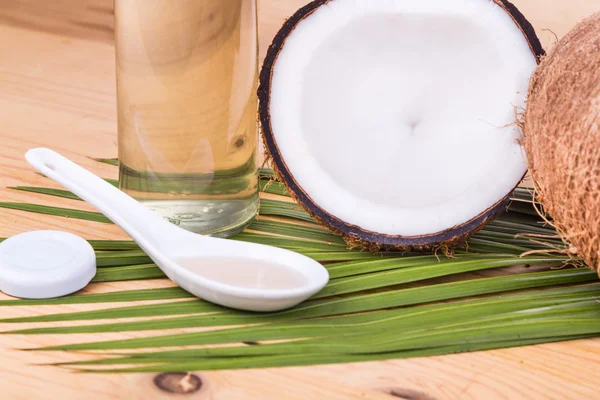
[[259, 0, 544, 250]]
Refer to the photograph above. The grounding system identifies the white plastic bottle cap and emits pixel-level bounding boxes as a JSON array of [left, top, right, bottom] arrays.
[[0, 231, 96, 299]]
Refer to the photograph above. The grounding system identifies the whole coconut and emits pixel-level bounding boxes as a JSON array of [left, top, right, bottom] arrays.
[[524, 13, 600, 273]]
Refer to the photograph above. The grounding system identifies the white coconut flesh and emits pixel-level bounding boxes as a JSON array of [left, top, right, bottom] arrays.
[[268, 0, 537, 237]]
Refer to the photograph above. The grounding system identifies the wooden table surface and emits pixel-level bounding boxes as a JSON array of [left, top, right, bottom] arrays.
[[0, 0, 599, 398]]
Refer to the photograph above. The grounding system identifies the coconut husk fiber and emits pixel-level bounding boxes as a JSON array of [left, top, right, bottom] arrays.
[[524, 13, 600, 274]]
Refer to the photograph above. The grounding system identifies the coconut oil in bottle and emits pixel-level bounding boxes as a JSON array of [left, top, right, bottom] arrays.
[[115, 0, 258, 237]]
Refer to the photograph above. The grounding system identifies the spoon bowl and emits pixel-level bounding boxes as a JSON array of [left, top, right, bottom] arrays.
[[25, 148, 329, 312]]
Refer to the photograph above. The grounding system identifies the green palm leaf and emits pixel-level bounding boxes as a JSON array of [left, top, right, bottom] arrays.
[[1, 268, 593, 326], [0, 159, 596, 374], [93, 158, 119, 166], [0, 287, 191, 306], [10, 276, 596, 338]]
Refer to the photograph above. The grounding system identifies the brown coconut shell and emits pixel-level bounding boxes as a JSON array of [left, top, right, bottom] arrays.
[[523, 12, 600, 273], [259, 0, 544, 251]]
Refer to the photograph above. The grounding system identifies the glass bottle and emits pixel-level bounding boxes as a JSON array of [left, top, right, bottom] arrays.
[[114, 0, 259, 237]]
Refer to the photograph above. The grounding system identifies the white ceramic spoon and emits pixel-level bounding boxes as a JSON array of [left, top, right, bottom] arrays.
[[25, 148, 329, 312]]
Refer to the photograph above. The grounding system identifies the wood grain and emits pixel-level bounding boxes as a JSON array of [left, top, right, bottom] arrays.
[[0, 0, 599, 398]]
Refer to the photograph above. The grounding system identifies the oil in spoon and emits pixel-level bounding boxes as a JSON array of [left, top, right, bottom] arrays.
[[176, 258, 309, 290]]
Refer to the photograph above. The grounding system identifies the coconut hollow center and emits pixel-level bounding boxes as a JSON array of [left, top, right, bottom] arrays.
[[269, 1, 536, 236], [303, 14, 520, 208]]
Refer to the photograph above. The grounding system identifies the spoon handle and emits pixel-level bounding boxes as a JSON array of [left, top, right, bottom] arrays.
[[25, 148, 179, 249]]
